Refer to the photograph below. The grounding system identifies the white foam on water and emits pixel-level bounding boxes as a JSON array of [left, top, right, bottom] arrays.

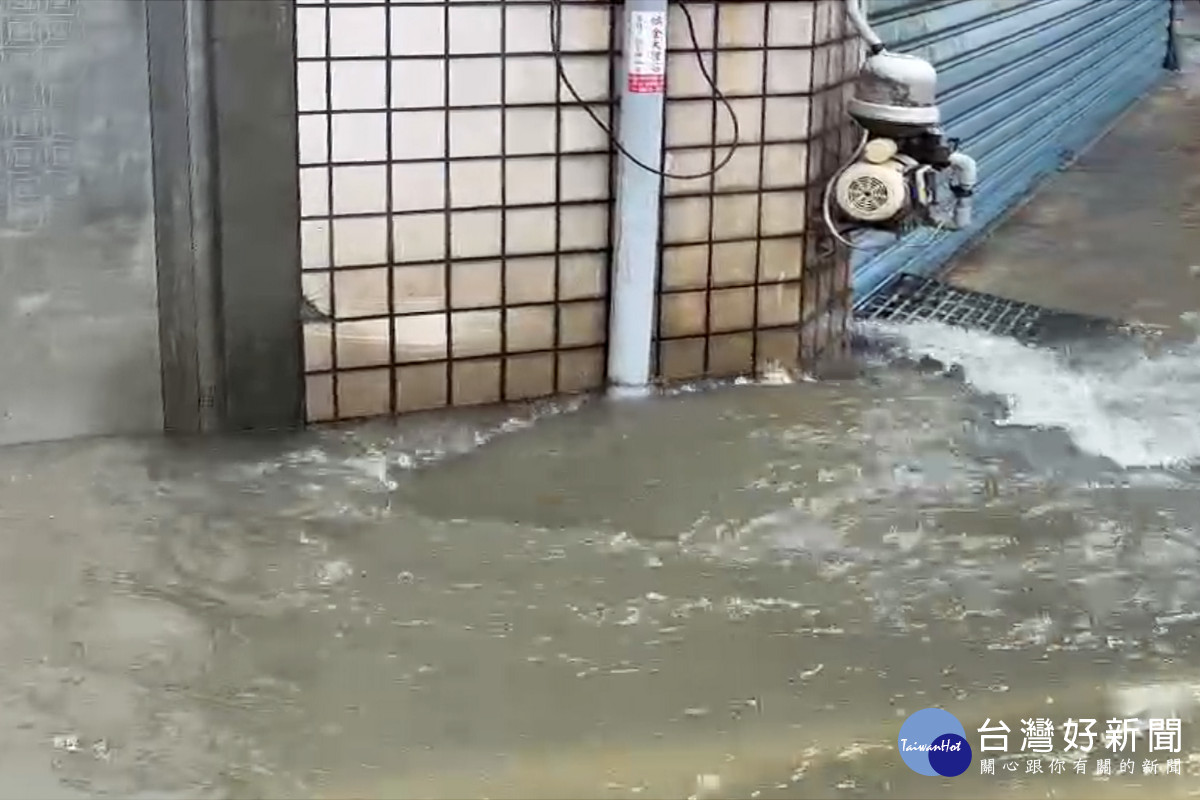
[[863, 320, 1200, 470]]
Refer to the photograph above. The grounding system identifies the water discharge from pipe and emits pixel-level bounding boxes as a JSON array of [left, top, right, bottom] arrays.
[[859, 319, 1200, 470]]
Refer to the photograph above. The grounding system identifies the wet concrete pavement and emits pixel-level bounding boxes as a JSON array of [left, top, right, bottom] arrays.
[[949, 9, 1200, 341]]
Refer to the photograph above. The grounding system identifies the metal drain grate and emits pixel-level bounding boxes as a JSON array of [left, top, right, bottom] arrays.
[[856, 273, 1120, 342]]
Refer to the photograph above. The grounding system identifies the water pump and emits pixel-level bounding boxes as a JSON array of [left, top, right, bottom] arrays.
[[825, 0, 977, 242]]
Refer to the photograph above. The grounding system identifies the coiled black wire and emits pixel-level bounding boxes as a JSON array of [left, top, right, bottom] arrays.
[[548, 0, 741, 180]]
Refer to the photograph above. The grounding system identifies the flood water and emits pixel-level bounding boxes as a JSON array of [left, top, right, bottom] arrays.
[[2, 322, 1200, 800]]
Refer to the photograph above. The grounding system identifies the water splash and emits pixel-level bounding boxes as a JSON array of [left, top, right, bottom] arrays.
[[861, 320, 1200, 470]]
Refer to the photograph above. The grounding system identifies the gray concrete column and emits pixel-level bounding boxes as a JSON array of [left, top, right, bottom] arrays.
[[146, 0, 304, 434]]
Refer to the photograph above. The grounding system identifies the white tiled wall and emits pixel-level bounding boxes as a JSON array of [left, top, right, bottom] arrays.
[[656, 1, 852, 380], [295, 0, 855, 421], [296, 0, 615, 419]]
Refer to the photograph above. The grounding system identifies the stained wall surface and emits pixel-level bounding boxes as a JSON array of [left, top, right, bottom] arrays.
[[297, 0, 857, 423], [0, 0, 162, 445]]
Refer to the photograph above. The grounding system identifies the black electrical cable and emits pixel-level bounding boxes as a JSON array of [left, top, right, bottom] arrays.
[[548, 0, 741, 180]]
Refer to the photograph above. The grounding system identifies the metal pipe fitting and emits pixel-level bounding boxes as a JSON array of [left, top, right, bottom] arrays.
[[846, 0, 885, 52]]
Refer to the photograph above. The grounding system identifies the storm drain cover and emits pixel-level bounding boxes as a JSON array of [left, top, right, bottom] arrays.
[[856, 272, 1121, 343]]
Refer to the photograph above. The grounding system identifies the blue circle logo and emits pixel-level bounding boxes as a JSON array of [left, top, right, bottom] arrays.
[[898, 708, 973, 777]]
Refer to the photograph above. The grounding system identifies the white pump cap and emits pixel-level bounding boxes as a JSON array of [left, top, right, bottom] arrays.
[[863, 138, 899, 164]]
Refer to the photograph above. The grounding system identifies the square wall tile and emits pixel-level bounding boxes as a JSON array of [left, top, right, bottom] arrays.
[[301, 220, 330, 269], [560, 154, 610, 202], [718, 3, 767, 47], [561, 107, 611, 152], [300, 167, 330, 216], [554, 55, 609, 101], [506, 306, 556, 352], [332, 216, 388, 267], [450, 260, 502, 309], [391, 110, 446, 161], [711, 193, 759, 240], [719, 98, 762, 145], [505, 56, 559, 105], [330, 6, 386, 57], [304, 323, 334, 373], [392, 212, 447, 263], [660, 291, 708, 339], [451, 310, 502, 357], [558, 349, 604, 393], [332, 268, 390, 319], [505, 109, 557, 155], [506, 157, 557, 206], [450, 109, 502, 157], [337, 369, 391, 418], [756, 329, 801, 373], [332, 113, 388, 162], [392, 60, 446, 109], [715, 51, 764, 96], [662, 244, 710, 291], [757, 282, 802, 327], [711, 241, 758, 286], [763, 143, 809, 188], [450, 58, 502, 106], [391, 162, 446, 211], [709, 286, 755, 333], [658, 337, 706, 381], [763, 96, 810, 141], [663, 196, 710, 245], [760, 191, 805, 236], [707, 333, 754, 377], [450, 210, 502, 259], [391, 6, 445, 57], [559, 204, 608, 250], [758, 236, 804, 282], [295, 7, 327, 59], [768, 1, 816, 47], [397, 363, 449, 412], [559, 253, 605, 300], [334, 319, 391, 368], [394, 313, 449, 362], [393, 264, 446, 314], [505, 353, 555, 400], [450, 160, 502, 208], [665, 100, 715, 148], [296, 62, 327, 112], [332, 165, 388, 215], [449, 6, 500, 54], [332, 61, 387, 110], [306, 375, 334, 423], [505, 257, 557, 304], [298, 115, 329, 164], [559, 301, 605, 347], [452, 359, 502, 406], [766, 50, 813, 93], [506, 208, 556, 255], [712, 147, 762, 194]]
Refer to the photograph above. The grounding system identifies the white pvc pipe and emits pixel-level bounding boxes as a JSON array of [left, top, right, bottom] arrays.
[[845, 0, 884, 51], [948, 152, 978, 229], [607, 0, 669, 399]]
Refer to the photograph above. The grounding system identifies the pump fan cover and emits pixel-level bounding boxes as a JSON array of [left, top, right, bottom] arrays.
[[834, 162, 908, 223]]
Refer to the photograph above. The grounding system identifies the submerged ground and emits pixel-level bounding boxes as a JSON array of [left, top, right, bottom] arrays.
[[1, 324, 1199, 800], [1, 13, 1198, 800]]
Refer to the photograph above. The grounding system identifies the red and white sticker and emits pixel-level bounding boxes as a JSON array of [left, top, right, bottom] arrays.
[[627, 11, 666, 94]]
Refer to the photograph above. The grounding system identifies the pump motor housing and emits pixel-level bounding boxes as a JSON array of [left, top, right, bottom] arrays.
[[833, 137, 939, 232], [848, 51, 940, 139], [829, 40, 976, 232]]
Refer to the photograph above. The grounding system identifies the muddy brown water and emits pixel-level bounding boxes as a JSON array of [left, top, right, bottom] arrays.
[[0, 331, 1198, 799]]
